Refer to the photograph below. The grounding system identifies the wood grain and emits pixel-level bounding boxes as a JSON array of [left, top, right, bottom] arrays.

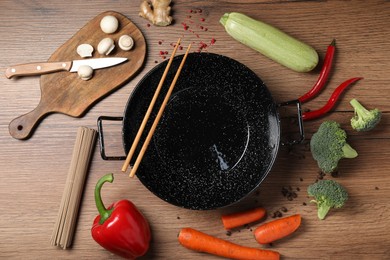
[[0, 0, 389, 259]]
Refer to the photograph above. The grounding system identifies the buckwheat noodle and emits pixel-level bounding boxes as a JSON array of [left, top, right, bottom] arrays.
[[51, 126, 97, 249]]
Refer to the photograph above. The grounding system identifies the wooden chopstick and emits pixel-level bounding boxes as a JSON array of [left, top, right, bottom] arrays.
[[129, 43, 192, 178], [121, 38, 182, 173]]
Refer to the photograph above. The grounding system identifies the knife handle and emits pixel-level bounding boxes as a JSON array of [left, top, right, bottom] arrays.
[[5, 61, 72, 79]]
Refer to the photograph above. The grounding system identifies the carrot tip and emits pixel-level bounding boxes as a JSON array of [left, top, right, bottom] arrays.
[[221, 207, 266, 230]]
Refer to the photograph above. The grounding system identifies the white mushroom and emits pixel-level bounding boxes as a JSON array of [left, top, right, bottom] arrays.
[[100, 15, 119, 34], [118, 35, 134, 51], [97, 38, 115, 55], [76, 43, 94, 58], [77, 65, 93, 80]]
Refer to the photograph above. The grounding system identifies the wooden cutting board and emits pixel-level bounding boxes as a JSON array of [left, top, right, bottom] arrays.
[[9, 11, 146, 140]]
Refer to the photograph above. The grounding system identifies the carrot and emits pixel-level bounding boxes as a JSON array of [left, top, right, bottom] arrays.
[[222, 207, 266, 230], [178, 227, 280, 260], [254, 214, 301, 244]]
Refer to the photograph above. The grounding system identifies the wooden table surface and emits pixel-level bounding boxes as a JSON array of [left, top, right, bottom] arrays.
[[1, 1, 389, 259]]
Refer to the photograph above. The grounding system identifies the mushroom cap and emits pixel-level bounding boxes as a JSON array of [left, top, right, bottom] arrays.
[[77, 65, 93, 80], [100, 15, 119, 34]]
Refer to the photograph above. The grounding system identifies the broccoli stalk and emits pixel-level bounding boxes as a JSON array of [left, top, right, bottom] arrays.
[[307, 179, 348, 220], [350, 98, 381, 132], [342, 143, 359, 158], [310, 121, 358, 174]]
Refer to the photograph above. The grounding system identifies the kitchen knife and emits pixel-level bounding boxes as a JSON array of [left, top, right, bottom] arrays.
[[5, 57, 128, 79]]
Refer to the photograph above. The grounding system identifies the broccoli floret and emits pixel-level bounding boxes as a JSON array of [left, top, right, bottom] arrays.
[[350, 98, 381, 132], [310, 121, 358, 174], [307, 179, 348, 220]]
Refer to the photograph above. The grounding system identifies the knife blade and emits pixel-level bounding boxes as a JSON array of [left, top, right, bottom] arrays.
[[5, 57, 128, 79]]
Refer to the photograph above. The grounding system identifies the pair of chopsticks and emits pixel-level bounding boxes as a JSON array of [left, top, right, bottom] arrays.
[[122, 38, 191, 177]]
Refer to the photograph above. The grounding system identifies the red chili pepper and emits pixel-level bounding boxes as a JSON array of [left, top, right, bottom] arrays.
[[302, 77, 363, 121], [298, 40, 336, 103], [91, 173, 151, 259]]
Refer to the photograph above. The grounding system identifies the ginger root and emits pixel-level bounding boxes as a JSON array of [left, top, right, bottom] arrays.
[[139, 0, 173, 26]]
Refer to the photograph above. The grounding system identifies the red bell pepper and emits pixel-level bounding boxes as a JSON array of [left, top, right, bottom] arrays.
[[91, 173, 151, 259]]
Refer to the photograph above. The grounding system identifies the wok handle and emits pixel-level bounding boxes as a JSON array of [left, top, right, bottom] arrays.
[[278, 99, 305, 146], [97, 116, 126, 160]]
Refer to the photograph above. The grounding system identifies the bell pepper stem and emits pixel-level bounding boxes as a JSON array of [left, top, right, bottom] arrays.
[[95, 173, 115, 225]]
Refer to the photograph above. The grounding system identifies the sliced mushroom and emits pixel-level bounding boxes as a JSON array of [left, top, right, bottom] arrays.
[[76, 43, 94, 58]]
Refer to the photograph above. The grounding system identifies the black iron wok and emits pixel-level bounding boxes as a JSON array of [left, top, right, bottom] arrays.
[[98, 53, 303, 210]]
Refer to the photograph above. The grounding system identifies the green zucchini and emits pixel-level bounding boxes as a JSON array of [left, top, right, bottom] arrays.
[[220, 12, 318, 73]]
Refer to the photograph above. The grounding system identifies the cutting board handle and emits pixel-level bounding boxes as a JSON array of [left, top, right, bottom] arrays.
[[9, 104, 48, 140]]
